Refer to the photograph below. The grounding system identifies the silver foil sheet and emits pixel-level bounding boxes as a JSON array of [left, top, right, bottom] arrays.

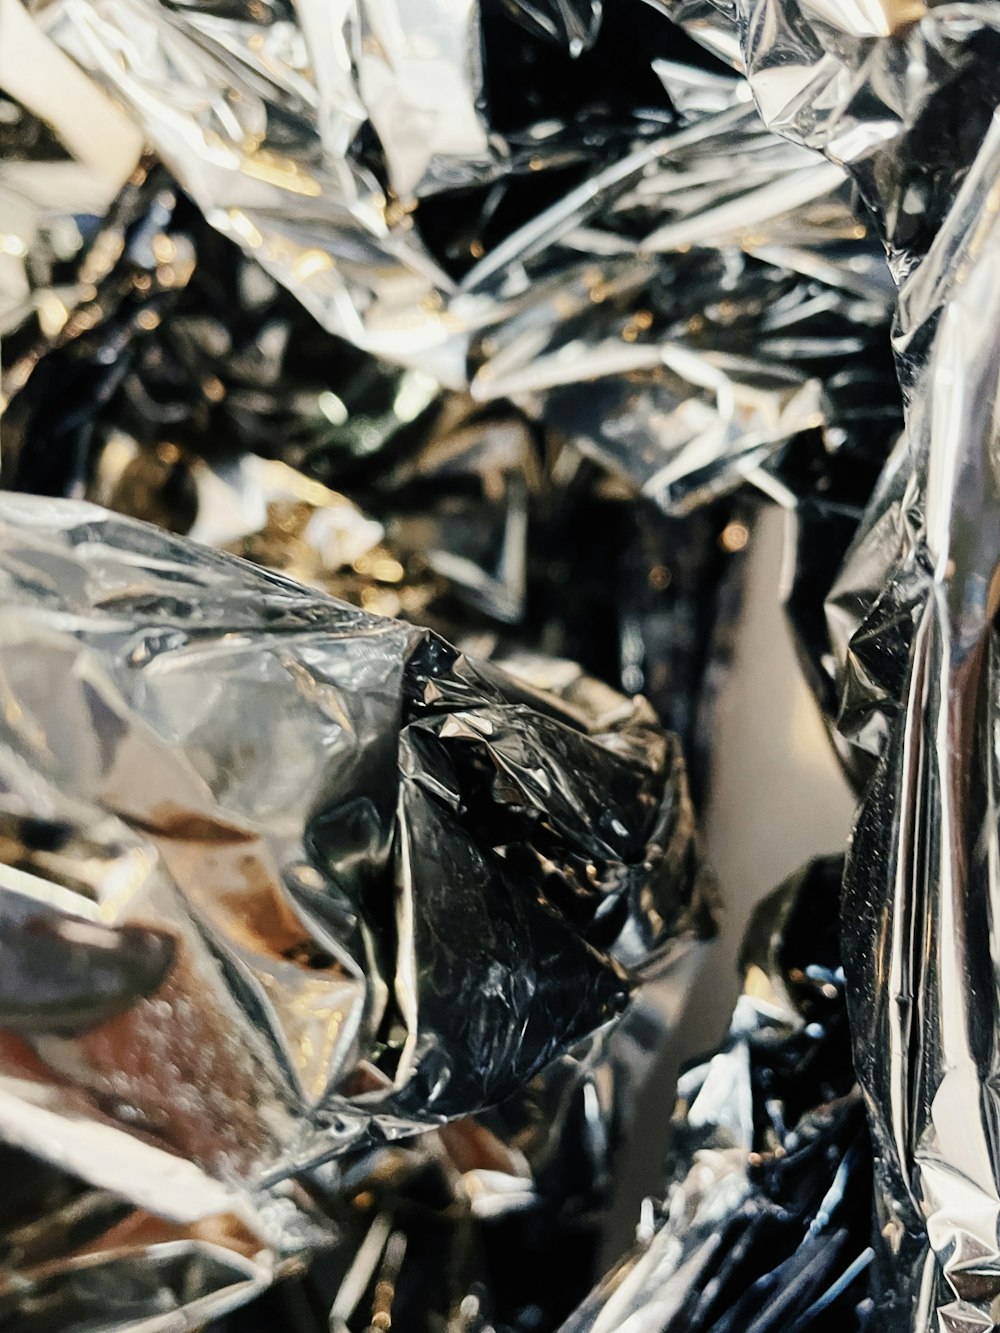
[[0, 0, 946, 1325], [0, 1144, 327, 1333], [0, 492, 713, 1326], [0, 153, 756, 793], [658, 0, 1000, 1325], [209, 1003, 700, 1333], [14, 0, 898, 521], [560, 856, 872, 1333]]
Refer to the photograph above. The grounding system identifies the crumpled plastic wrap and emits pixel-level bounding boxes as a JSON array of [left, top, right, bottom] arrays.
[[0, 0, 950, 1324], [207, 1029, 655, 1333], [0, 151, 753, 793], [560, 856, 873, 1333], [0, 1144, 327, 1333], [0, 492, 713, 1327], [657, 0, 1000, 1326], [18, 0, 897, 521]]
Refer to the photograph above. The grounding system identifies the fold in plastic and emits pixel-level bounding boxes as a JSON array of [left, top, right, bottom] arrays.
[[561, 857, 873, 1333], [0, 494, 713, 1325]]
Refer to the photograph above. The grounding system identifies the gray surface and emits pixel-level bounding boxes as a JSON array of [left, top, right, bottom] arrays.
[[606, 504, 856, 1260]]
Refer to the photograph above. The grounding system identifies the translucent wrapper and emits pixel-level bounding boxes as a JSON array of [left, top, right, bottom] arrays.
[[560, 856, 872, 1333], [661, 0, 1000, 1324], [0, 493, 713, 1326]]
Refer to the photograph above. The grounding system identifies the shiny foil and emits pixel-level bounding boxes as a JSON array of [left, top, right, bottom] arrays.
[[560, 857, 873, 1333], [209, 1023, 667, 1333], [0, 493, 713, 1325], [661, 0, 1000, 1325], [1, 14, 902, 798], [22, 0, 897, 522], [0, 153, 753, 792], [0, 0, 923, 1326], [0, 140, 733, 1328], [0, 1145, 327, 1333]]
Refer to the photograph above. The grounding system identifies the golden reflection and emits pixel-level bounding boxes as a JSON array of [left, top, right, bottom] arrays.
[[241, 152, 323, 198], [227, 210, 264, 249], [743, 962, 776, 1002], [292, 248, 333, 281], [36, 293, 69, 338]]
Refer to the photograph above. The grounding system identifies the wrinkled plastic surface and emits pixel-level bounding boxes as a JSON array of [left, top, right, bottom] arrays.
[[0, 493, 713, 1325], [22, 0, 897, 524], [561, 857, 874, 1333], [667, 0, 1000, 1325], [0, 154, 754, 793]]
